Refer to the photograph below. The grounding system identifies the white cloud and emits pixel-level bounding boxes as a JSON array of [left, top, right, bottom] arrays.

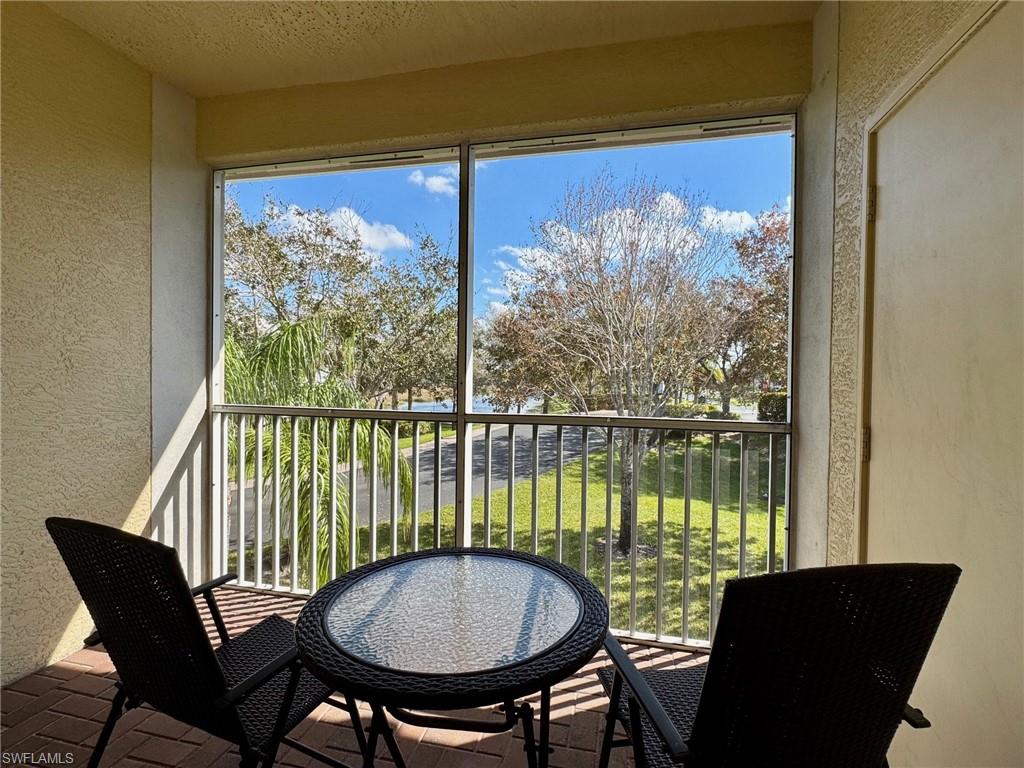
[[699, 205, 756, 234], [486, 285, 510, 298], [408, 165, 458, 197], [494, 244, 552, 269], [330, 207, 412, 253], [488, 301, 510, 316]]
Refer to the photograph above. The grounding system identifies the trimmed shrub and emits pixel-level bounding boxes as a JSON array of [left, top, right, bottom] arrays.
[[707, 408, 742, 420], [758, 392, 788, 422]]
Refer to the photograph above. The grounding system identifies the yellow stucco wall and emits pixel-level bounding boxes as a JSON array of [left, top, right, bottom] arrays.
[[196, 22, 810, 166], [826, 1, 983, 566], [1, 3, 153, 683]]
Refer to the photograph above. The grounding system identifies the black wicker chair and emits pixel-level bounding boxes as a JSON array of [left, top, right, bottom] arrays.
[[46, 517, 366, 768], [597, 563, 961, 768]]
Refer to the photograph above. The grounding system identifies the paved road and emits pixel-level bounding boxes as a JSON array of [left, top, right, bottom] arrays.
[[228, 423, 610, 540], [354, 423, 610, 525]]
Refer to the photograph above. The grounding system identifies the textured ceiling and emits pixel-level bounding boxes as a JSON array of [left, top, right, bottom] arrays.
[[48, 1, 816, 98]]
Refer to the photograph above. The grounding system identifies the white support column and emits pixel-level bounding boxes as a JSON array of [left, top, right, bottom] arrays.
[[209, 170, 226, 576]]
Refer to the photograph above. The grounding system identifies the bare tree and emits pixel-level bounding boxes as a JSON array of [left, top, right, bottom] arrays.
[[504, 170, 732, 553]]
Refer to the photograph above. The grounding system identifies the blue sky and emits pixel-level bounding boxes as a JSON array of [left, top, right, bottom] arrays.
[[227, 132, 793, 317]]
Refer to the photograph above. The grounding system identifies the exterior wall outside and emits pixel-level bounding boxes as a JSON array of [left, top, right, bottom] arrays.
[[196, 22, 810, 166], [791, 1, 837, 568], [826, 0, 983, 565], [150, 79, 210, 585], [0, 3, 153, 683]]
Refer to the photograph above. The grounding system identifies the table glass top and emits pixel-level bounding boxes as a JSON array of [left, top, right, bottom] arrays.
[[324, 553, 583, 675]]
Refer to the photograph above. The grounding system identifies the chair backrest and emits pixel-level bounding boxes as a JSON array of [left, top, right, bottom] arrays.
[[47, 517, 229, 727], [687, 563, 960, 768]]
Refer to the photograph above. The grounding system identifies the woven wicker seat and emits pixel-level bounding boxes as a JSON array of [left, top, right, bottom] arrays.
[[598, 563, 960, 768], [596, 665, 706, 768], [46, 517, 365, 768]]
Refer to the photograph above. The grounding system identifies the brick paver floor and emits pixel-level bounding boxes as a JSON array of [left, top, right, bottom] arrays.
[[0, 588, 707, 767]]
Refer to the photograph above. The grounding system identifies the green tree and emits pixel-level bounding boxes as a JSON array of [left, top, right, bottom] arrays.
[[223, 195, 458, 408]]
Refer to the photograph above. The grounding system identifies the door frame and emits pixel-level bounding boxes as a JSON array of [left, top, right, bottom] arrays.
[[853, 0, 1004, 562]]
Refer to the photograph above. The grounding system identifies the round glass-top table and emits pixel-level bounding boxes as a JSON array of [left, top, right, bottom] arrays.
[[296, 548, 608, 768]]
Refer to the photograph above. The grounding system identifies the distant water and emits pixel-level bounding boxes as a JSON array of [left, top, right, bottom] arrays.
[[406, 396, 542, 414]]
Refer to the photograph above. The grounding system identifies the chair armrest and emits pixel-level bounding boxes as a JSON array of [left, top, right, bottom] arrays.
[[193, 573, 236, 644], [902, 704, 931, 729], [604, 635, 690, 762], [192, 573, 237, 597], [220, 647, 299, 707]]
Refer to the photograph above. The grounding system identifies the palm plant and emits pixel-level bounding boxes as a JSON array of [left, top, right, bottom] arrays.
[[225, 315, 414, 587]]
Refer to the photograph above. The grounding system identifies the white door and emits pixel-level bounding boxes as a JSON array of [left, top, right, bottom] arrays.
[[864, 4, 1023, 766]]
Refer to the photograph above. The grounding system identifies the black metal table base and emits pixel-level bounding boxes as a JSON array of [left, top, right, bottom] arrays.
[[361, 688, 554, 768]]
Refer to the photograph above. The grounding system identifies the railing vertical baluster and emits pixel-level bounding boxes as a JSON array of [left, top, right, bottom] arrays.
[[656, 429, 665, 640], [681, 430, 692, 642], [390, 420, 399, 557], [254, 416, 264, 588], [580, 426, 589, 575], [290, 417, 299, 590], [709, 432, 721, 640], [348, 419, 357, 571], [237, 415, 247, 583], [768, 433, 778, 573], [605, 427, 614, 605], [369, 420, 378, 562], [433, 422, 441, 548], [412, 423, 420, 552], [329, 418, 338, 580], [739, 433, 749, 578], [272, 416, 281, 590], [530, 425, 539, 555], [309, 417, 319, 593], [483, 424, 492, 548], [210, 405, 790, 641], [555, 425, 563, 562], [507, 424, 515, 548], [220, 415, 229, 579], [629, 428, 639, 635]]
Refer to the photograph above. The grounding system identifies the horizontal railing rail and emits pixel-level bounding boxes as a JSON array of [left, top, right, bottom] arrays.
[[213, 403, 792, 435], [212, 406, 789, 647]]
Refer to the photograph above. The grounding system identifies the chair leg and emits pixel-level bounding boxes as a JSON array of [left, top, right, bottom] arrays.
[[628, 696, 648, 768], [88, 686, 128, 768], [261, 662, 302, 768], [598, 673, 623, 768]]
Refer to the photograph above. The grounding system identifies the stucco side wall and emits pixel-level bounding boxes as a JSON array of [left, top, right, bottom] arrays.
[[0, 3, 153, 682], [196, 22, 810, 165], [826, 0, 983, 565]]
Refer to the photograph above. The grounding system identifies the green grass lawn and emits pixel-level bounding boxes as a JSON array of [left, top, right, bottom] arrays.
[[234, 431, 787, 644], [354, 433, 787, 643]]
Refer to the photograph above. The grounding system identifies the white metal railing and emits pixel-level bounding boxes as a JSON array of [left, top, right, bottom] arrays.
[[211, 404, 790, 646]]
